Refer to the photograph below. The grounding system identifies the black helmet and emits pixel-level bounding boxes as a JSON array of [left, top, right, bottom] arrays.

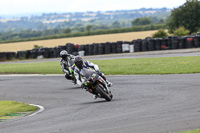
[[75, 56, 83, 69], [60, 50, 69, 60]]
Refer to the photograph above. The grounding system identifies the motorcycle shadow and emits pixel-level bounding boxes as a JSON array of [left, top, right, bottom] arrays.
[[67, 86, 82, 90], [79, 99, 118, 105]]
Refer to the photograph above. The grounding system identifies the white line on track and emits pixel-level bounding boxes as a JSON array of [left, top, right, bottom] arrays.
[[27, 104, 45, 117], [0, 74, 63, 76]]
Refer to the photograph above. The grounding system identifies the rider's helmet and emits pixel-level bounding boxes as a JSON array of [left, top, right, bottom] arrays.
[[74, 56, 83, 69], [60, 50, 69, 60]]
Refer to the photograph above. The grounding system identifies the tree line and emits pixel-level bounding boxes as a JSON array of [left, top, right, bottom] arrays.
[[0, 24, 166, 44], [153, 0, 200, 38], [0, 17, 166, 43]]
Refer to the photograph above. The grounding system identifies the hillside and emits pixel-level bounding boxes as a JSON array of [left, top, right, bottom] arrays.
[[0, 8, 170, 33]]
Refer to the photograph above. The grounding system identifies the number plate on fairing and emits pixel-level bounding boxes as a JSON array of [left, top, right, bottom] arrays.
[[91, 73, 96, 78]]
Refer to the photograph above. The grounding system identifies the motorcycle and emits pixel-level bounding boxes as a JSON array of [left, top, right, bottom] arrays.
[[84, 72, 113, 101]]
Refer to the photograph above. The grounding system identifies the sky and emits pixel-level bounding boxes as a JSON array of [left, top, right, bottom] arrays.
[[0, 0, 187, 16]]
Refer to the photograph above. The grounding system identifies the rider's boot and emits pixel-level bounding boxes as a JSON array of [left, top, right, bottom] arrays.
[[99, 72, 113, 87], [71, 77, 77, 85], [93, 94, 101, 99], [93, 95, 98, 99], [107, 81, 113, 87]]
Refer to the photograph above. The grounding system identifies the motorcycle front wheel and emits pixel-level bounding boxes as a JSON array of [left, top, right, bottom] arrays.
[[96, 84, 112, 101]]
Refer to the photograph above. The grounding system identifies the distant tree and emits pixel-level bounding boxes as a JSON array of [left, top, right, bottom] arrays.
[[86, 25, 92, 33], [36, 24, 47, 30], [112, 21, 121, 28], [74, 23, 85, 32], [168, 0, 200, 33], [152, 29, 168, 38], [63, 28, 71, 34], [157, 19, 165, 24], [97, 24, 110, 30], [173, 26, 190, 36], [132, 17, 152, 26], [149, 16, 159, 23]]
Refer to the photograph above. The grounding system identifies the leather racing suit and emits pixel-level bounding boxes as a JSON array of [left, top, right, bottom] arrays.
[[71, 60, 111, 87], [60, 54, 75, 80]]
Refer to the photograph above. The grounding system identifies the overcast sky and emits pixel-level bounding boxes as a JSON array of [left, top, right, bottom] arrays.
[[0, 0, 186, 16]]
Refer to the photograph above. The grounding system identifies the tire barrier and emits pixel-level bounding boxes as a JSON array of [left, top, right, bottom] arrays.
[[134, 39, 142, 52], [178, 37, 185, 49], [194, 36, 200, 48], [171, 36, 179, 49], [78, 45, 85, 52], [0, 53, 6, 61], [17, 51, 27, 59], [148, 39, 155, 51], [116, 41, 123, 53], [84, 45, 89, 56], [155, 38, 161, 50], [66, 43, 74, 54], [1, 34, 200, 61], [78, 51, 85, 56], [122, 44, 130, 53], [88, 44, 94, 55], [93, 43, 99, 55], [73, 45, 79, 53], [105, 42, 111, 54], [42, 48, 52, 58], [186, 37, 194, 48], [129, 45, 134, 53], [160, 38, 167, 50], [142, 40, 148, 51], [99, 43, 105, 55], [0, 52, 16, 61], [72, 52, 78, 56], [167, 37, 172, 49], [30, 49, 38, 59], [122, 41, 131, 53], [111, 42, 117, 53]]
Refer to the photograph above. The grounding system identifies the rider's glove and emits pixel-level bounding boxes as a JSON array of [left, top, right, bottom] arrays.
[[81, 81, 91, 90], [96, 70, 101, 75], [81, 82, 87, 90]]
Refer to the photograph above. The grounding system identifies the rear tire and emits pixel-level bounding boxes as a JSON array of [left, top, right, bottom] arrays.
[[96, 85, 112, 101]]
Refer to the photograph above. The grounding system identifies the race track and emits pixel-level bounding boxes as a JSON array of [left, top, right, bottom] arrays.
[[0, 74, 200, 133]]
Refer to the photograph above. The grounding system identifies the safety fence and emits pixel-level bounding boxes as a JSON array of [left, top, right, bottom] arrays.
[[0, 35, 200, 61]]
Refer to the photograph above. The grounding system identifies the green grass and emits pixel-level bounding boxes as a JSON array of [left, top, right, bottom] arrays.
[[0, 56, 200, 75], [179, 129, 200, 133], [0, 101, 38, 118], [0, 61, 61, 74], [92, 56, 200, 75]]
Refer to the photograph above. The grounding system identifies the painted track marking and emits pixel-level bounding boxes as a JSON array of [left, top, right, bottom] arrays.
[[27, 104, 45, 117]]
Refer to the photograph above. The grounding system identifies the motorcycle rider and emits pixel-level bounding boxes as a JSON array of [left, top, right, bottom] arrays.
[[72, 56, 112, 99], [60, 50, 76, 83]]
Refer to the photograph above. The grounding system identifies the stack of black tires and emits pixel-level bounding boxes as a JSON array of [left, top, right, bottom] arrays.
[[0, 52, 16, 61], [1, 34, 200, 61]]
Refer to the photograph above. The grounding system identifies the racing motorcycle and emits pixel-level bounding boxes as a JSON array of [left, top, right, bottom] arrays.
[[84, 72, 113, 101], [67, 59, 77, 85]]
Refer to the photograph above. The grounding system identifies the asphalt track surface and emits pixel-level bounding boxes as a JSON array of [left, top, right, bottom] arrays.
[[0, 49, 200, 133], [0, 74, 200, 133]]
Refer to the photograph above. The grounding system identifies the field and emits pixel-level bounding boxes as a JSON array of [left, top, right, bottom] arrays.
[[0, 30, 157, 52]]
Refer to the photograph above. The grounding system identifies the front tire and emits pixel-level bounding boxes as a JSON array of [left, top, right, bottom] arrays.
[[96, 84, 112, 101]]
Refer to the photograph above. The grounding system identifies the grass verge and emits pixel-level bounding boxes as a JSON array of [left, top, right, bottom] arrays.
[[0, 101, 38, 119], [0, 56, 200, 75], [179, 129, 200, 133]]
